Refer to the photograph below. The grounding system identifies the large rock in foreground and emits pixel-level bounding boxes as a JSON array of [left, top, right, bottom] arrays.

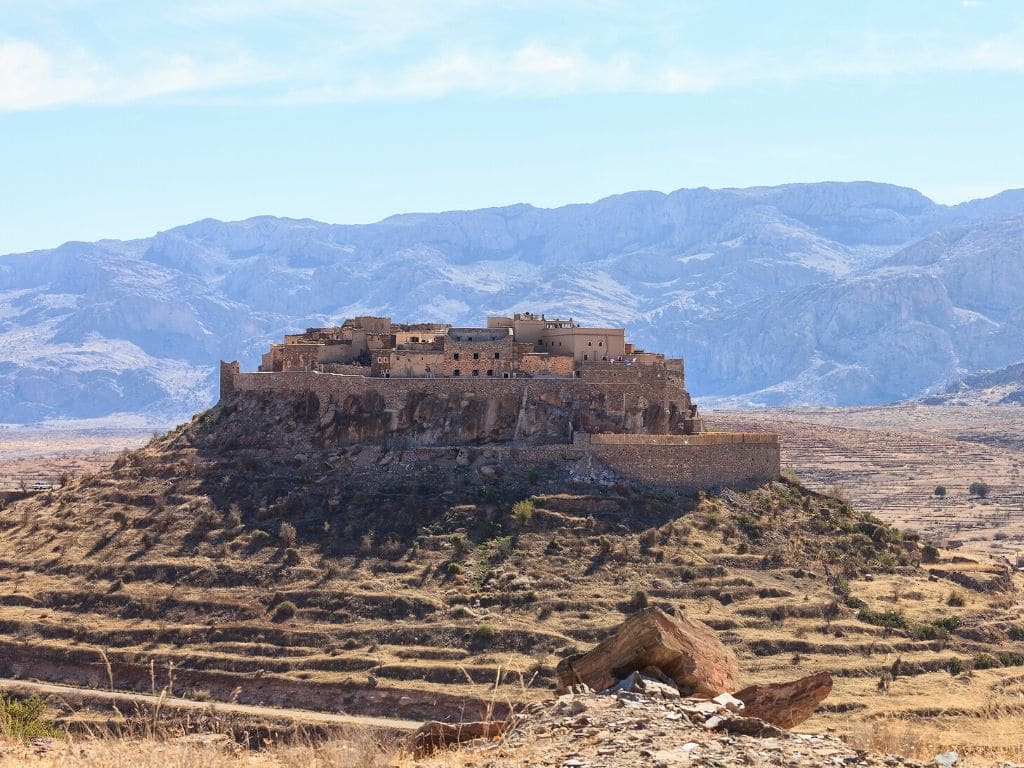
[[733, 671, 834, 728], [556, 607, 740, 696]]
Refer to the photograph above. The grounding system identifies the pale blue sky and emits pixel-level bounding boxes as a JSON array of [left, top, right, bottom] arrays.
[[1, 0, 1023, 254]]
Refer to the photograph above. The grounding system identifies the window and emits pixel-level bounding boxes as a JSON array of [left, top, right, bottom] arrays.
[[503, 372, 510, 378], [584, 354, 588, 361], [598, 341, 603, 347], [473, 352, 479, 360], [472, 369, 479, 376], [453, 369, 461, 376], [588, 341, 592, 346], [494, 352, 500, 359], [410, 336, 419, 343], [453, 352, 460, 360], [487, 369, 493, 376]]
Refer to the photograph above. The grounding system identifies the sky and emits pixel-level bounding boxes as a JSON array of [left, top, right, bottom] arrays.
[[1, 0, 1023, 254]]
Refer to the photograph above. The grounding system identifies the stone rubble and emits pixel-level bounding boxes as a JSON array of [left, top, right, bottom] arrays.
[[436, 689, 938, 768]]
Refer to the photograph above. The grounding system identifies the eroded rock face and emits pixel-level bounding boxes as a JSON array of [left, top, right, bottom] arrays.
[[733, 671, 834, 729], [556, 607, 740, 697], [314, 387, 688, 446]]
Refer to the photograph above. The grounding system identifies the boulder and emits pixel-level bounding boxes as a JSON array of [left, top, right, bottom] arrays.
[[556, 607, 740, 696], [407, 720, 507, 758], [732, 671, 833, 728], [607, 670, 680, 698]]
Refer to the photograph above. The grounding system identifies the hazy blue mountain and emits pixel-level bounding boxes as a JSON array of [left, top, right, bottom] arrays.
[[1, 182, 1023, 423]]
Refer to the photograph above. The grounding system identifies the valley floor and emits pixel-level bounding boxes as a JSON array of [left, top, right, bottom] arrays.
[[710, 404, 1024, 561]]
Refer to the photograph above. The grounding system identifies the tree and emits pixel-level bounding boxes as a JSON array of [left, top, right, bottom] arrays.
[[968, 481, 991, 499], [933, 485, 947, 498]]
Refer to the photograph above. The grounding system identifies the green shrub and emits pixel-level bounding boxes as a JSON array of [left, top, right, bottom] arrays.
[[251, 529, 271, 546], [1007, 624, 1024, 641], [630, 590, 650, 610], [968, 481, 991, 499], [450, 533, 469, 556], [737, 514, 763, 540], [446, 561, 463, 575], [921, 543, 940, 563], [933, 485, 947, 498], [0, 695, 58, 741], [932, 616, 962, 633], [473, 623, 497, 642], [284, 548, 301, 565], [857, 608, 907, 630], [947, 591, 966, 607], [271, 600, 297, 622], [998, 651, 1024, 667], [973, 653, 1001, 670], [512, 499, 535, 525], [392, 596, 412, 617], [947, 657, 966, 676]]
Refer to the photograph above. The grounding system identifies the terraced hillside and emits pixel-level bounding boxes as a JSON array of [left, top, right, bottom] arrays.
[[1, 394, 1023, 760], [712, 406, 1024, 560]]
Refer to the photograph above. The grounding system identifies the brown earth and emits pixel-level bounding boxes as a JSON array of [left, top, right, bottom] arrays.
[[709, 404, 1024, 560], [1, 396, 1023, 763]]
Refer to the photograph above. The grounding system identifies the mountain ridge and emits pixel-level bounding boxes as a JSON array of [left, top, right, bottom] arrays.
[[2, 181, 1024, 423]]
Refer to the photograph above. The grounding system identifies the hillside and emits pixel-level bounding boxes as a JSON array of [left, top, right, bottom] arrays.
[[1, 393, 1023, 760], [3, 182, 1024, 422], [923, 361, 1024, 406]]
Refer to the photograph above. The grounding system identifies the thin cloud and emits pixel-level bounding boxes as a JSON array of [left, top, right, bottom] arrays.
[[0, 40, 270, 111], [285, 44, 718, 103], [3, 15, 1023, 111]]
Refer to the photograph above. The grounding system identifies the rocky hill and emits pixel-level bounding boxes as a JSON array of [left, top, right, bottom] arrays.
[[922, 360, 1024, 406], [1, 394, 1022, 760], [3, 182, 1024, 422]]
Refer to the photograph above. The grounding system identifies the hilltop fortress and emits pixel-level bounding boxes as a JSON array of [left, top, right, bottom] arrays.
[[220, 313, 779, 490]]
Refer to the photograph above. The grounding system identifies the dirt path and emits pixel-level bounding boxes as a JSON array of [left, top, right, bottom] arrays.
[[0, 678, 422, 733]]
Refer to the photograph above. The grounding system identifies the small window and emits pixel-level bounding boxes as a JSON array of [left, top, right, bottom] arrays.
[[503, 372, 510, 378], [453, 352, 460, 360], [494, 352, 500, 359], [453, 369, 461, 376], [588, 341, 592, 346], [473, 352, 479, 360], [472, 369, 479, 376], [410, 336, 419, 343], [487, 369, 493, 376], [584, 354, 588, 361], [598, 341, 603, 347]]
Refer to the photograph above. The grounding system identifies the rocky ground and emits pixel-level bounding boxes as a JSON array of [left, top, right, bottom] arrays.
[[427, 688, 1017, 768]]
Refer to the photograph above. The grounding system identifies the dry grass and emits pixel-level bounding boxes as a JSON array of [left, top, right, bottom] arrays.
[[3, 400, 1024, 764], [0, 729, 397, 768], [711, 405, 1024, 559]]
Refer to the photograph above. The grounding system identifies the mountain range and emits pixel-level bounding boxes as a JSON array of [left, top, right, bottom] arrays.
[[2, 181, 1023, 423]]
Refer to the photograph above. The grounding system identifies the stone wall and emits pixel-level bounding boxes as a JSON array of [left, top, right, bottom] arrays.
[[216, 369, 778, 491], [579, 432, 780, 490], [219, 361, 240, 402]]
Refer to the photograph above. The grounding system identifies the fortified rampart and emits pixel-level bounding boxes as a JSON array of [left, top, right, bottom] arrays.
[[574, 432, 780, 489], [218, 310, 779, 491], [218, 367, 780, 490]]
